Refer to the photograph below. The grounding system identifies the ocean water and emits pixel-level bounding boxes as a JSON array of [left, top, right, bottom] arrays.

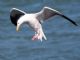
[[0, 0, 80, 60]]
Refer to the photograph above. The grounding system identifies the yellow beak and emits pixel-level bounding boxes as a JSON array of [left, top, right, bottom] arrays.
[[16, 25, 19, 32]]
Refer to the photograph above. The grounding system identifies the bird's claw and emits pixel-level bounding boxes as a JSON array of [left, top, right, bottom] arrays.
[[32, 34, 42, 41], [32, 34, 38, 40]]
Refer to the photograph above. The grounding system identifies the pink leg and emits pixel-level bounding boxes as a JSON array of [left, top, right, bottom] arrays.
[[32, 34, 38, 40]]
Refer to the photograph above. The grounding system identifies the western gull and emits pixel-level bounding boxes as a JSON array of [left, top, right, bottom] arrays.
[[10, 6, 77, 41]]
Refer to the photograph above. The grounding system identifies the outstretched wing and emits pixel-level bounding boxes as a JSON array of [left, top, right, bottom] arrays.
[[37, 6, 77, 26], [10, 8, 26, 26]]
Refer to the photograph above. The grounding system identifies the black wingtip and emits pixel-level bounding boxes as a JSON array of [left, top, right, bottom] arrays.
[[10, 8, 25, 26], [60, 15, 78, 26], [73, 22, 78, 26]]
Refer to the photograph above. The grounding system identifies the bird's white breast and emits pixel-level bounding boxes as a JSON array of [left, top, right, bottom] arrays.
[[21, 14, 41, 31]]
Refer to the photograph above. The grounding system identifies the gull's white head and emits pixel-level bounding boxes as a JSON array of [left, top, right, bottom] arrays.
[[16, 18, 24, 32], [10, 8, 27, 32]]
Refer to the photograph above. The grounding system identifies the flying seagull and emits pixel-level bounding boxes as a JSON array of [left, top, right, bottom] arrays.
[[10, 6, 77, 41]]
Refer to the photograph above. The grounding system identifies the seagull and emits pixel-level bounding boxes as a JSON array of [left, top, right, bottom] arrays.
[[10, 6, 77, 41]]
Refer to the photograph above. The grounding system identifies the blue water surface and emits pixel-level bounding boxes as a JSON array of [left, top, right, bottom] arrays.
[[0, 0, 80, 60]]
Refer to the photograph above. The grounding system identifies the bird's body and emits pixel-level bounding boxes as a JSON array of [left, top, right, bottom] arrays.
[[10, 6, 78, 41], [15, 13, 47, 41]]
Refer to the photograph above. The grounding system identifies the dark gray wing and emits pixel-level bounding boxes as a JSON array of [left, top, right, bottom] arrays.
[[37, 7, 77, 26], [10, 8, 26, 26]]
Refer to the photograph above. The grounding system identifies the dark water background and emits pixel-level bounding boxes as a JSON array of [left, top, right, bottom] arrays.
[[0, 0, 80, 60]]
